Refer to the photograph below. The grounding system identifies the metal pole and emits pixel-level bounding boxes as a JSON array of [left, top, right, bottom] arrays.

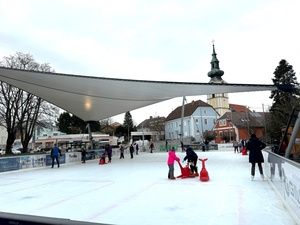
[[180, 96, 185, 141], [142, 124, 145, 151], [262, 103, 268, 143], [87, 123, 93, 150], [200, 109, 204, 142]]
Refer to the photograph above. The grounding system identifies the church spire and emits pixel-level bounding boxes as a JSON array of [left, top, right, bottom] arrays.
[[207, 42, 224, 83]]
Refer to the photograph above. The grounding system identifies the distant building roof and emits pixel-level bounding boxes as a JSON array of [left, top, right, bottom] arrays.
[[166, 99, 214, 121], [219, 111, 269, 128], [137, 116, 166, 129], [229, 104, 252, 113], [110, 122, 122, 128]]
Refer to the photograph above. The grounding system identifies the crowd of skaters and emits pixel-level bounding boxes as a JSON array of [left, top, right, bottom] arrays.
[[74, 135, 286, 181], [96, 141, 158, 164]]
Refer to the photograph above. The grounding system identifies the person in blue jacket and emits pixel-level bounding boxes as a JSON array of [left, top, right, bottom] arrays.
[[183, 146, 199, 177], [51, 144, 62, 168]]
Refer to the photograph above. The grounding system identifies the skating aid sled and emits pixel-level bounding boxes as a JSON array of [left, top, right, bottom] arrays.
[[241, 146, 248, 155], [176, 161, 195, 178], [199, 158, 209, 181], [99, 154, 107, 165]]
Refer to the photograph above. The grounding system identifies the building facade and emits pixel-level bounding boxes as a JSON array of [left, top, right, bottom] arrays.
[[132, 116, 165, 142], [164, 100, 219, 143], [213, 111, 269, 143]]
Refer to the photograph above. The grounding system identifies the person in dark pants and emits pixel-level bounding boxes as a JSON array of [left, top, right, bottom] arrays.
[[136, 144, 139, 155], [119, 145, 125, 159], [181, 141, 184, 152], [183, 146, 199, 177], [204, 139, 209, 151], [51, 144, 62, 168], [150, 142, 154, 153], [81, 148, 87, 163], [246, 134, 266, 180], [106, 144, 112, 163], [167, 147, 180, 180], [129, 144, 134, 158]]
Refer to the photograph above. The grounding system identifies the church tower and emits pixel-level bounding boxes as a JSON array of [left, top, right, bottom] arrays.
[[207, 44, 230, 116]]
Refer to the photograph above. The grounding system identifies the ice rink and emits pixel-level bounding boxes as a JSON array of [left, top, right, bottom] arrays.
[[0, 149, 297, 225]]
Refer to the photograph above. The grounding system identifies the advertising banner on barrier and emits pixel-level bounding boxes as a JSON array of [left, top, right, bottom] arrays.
[[0, 157, 20, 172], [263, 151, 300, 222]]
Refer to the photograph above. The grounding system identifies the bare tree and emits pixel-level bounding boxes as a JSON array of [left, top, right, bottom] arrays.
[[0, 52, 59, 152]]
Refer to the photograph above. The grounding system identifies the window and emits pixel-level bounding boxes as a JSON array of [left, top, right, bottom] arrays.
[[203, 110, 206, 114], [204, 119, 208, 125], [214, 131, 218, 137], [219, 119, 226, 126], [219, 131, 223, 137], [195, 119, 199, 124]]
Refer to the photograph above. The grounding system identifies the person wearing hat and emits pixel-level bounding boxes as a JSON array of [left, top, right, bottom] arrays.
[[246, 134, 266, 180], [167, 147, 180, 180]]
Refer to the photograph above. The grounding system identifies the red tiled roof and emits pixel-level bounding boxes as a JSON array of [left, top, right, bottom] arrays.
[[229, 104, 252, 113]]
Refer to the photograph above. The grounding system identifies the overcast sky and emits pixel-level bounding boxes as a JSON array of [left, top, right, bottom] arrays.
[[0, 0, 299, 124]]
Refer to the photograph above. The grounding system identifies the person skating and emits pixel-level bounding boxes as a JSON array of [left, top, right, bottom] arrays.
[[246, 134, 266, 180], [51, 144, 62, 168], [136, 143, 139, 155], [233, 140, 239, 153], [150, 142, 154, 153], [119, 145, 125, 159], [81, 147, 87, 163], [183, 146, 199, 177], [129, 144, 134, 158], [106, 144, 112, 163], [167, 147, 180, 180]]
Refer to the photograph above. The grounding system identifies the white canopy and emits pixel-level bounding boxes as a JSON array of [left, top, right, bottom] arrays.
[[0, 67, 283, 121]]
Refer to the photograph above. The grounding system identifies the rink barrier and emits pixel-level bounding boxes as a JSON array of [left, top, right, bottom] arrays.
[[0, 149, 105, 173], [263, 150, 300, 224], [0, 211, 110, 225]]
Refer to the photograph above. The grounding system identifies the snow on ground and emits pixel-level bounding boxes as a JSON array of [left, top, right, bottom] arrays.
[[0, 150, 297, 225]]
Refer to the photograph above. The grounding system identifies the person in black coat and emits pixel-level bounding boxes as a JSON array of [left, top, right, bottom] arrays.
[[81, 147, 87, 163], [246, 134, 266, 180], [183, 146, 199, 176], [129, 144, 134, 159]]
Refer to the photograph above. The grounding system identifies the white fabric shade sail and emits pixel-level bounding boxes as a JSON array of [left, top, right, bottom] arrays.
[[0, 67, 288, 121]]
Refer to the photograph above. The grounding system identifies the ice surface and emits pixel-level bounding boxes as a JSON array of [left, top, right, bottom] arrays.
[[0, 150, 297, 225]]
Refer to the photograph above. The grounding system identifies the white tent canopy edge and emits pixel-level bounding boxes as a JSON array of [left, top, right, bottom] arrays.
[[0, 67, 291, 122]]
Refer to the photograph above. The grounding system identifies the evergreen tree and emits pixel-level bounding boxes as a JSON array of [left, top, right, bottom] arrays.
[[57, 112, 100, 134], [268, 59, 300, 141], [123, 111, 133, 142]]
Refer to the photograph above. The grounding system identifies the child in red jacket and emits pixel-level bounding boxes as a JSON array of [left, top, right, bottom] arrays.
[[167, 147, 180, 180]]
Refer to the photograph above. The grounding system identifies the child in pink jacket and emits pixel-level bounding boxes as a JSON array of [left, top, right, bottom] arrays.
[[167, 147, 180, 180]]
